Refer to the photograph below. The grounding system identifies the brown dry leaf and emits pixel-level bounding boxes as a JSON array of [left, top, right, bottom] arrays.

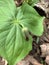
[[45, 56, 49, 65], [40, 43, 49, 57]]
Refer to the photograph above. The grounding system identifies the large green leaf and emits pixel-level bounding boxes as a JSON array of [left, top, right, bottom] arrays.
[[0, 0, 44, 65], [0, 1, 32, 65], [16, 3, 44, 36], [0, 22, 32, 65]]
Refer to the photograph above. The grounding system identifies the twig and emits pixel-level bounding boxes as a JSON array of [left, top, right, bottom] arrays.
[[25, 55, 43, 65]]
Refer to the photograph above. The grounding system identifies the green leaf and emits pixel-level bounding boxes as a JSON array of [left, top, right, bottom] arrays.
[[0, 22, 32, 65], [32, 0, 39, 6], [0, 1, 44, 65], [24, 0, 39, 6], [0, 0, 16, 22], [17, 3, 44, 36], [0, 1, 32, 65]]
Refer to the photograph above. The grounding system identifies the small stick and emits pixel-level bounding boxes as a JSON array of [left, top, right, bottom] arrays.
[[25, 55, 43, 65]]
